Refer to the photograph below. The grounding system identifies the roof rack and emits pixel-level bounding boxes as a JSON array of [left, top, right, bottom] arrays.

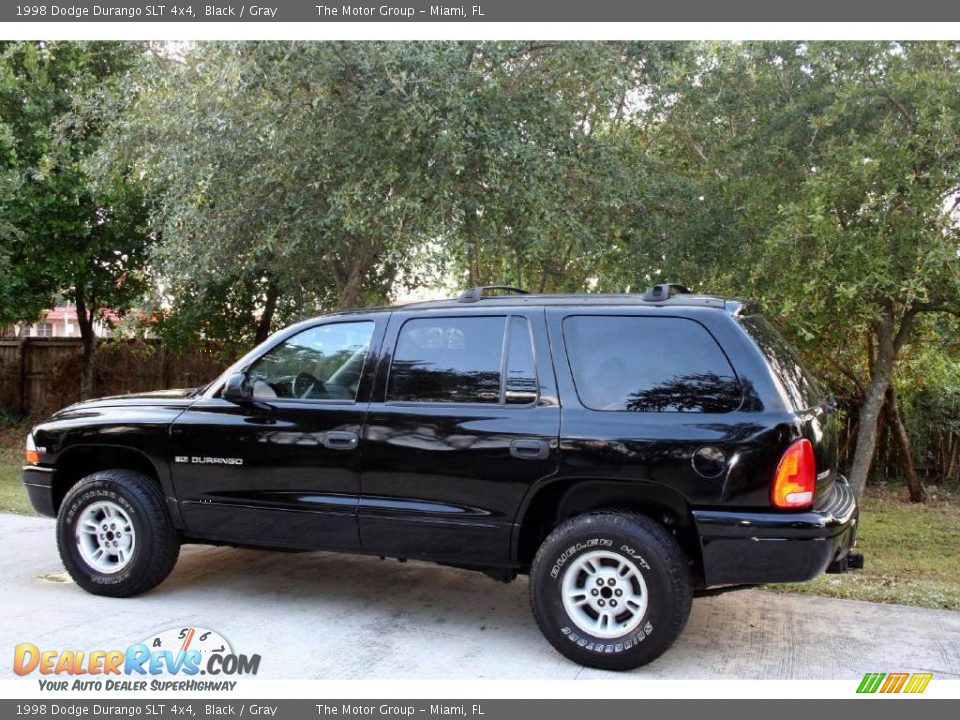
[[457, 285, 530, 303], [641, 283, 692, 302]]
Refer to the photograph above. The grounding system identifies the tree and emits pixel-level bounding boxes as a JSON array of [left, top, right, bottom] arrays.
[[0, 41, 151, 398], [427, 42, 682, 293], [101, 42, 682, 344], [101, 41, 463, 345], [892, 315, 960, 490], [647, 42, 960, 499]]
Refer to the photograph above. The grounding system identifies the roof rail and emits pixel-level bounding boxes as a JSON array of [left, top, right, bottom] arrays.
[[641, 283, 692, 302], [457, 285, 530, 303]]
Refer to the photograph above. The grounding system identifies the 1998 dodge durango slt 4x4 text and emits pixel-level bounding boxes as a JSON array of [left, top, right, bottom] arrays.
[[22, 284, 861, 670]]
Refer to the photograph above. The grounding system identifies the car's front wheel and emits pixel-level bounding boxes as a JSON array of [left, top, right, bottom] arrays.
[[57, 469, 181, 597], [529, 511, 692, 670]]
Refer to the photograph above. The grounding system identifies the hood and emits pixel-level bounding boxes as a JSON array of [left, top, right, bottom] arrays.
[[53, 387, 201, 416]]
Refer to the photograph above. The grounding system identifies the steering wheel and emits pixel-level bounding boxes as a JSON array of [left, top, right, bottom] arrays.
[[291, 372, 324, 399]]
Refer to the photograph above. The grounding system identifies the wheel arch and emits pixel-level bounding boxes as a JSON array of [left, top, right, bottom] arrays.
[[513, 478, 704, 585], [52, 444, 167, 517]]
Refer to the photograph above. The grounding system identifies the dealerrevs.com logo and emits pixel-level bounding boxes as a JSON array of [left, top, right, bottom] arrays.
[[13, 626, 260, 692]]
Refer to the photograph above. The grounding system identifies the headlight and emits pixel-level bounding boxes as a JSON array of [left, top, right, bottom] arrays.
[[25, 433, 42, 465]]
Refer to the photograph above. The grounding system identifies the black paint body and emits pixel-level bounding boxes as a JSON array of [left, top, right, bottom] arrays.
[[23, 294, 859, 587]]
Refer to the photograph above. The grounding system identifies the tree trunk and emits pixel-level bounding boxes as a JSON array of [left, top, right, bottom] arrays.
[[75, 291, 97, 401], [947, 440, 959, 484], [838, 412, 859, 467], [847, 308, 915, 500], [254, 282, 280, 345], [872, 401, 888, 470], [336, 260, 368, 310], [885, 387, 925, 502]]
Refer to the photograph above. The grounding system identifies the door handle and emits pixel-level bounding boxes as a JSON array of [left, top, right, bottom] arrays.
[[322, 431, 359, 450], [510, 439, 550, 460]]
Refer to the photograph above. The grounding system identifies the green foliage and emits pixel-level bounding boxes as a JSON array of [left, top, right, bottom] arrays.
[[893, 315, 960, 483], [650, 41, 960, 329], [420, 42, 687, 293], [101, 42, 469, 331], [0, 41, 151, 331], [3, 41, 958, 491], [0, 421, 30, 514], [150, 273, 311, 357], [100, 42, 687, 337]]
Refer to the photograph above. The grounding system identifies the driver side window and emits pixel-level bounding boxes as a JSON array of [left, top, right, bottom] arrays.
[[247, 321, 375, 401]]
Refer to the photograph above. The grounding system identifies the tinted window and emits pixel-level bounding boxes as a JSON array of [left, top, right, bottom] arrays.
[[388, 317, 505, 403], [247, 321, 374, 401], [505, 316, 538, 404], [739, 315, 822, 410], [563, 316, 741, 413]]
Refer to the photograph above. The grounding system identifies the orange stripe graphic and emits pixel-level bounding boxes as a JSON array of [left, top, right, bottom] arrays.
[[880, 673, 909, 693]]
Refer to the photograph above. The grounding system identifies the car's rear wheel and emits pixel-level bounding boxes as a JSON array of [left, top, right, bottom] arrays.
[[529, 510, 692, 670], [57, 470, 181, 597]]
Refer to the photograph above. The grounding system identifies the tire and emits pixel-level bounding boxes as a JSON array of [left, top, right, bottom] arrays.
[[56, 470, 181, 597], [529, 511, 692, 670]]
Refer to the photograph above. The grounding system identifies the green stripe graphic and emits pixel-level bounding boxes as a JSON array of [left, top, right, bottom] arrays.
[[857, 673, 886, 693]]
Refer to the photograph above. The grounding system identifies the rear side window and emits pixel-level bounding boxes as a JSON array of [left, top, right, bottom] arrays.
[[562, 316, 742, 413], [738, 315, 822, 410], [387, 316, 538, 404]]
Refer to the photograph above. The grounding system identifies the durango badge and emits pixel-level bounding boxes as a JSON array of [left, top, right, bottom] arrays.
[[175, 456, 243, 465]]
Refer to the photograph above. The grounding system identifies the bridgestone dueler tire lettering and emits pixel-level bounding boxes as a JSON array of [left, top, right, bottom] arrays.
[[57, 470, 181, 597], [529, 510, 693, 670]]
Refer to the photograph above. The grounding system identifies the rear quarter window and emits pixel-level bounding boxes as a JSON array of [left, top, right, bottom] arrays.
[[738, 315, 823, 411], [562, 315, 742, 413]]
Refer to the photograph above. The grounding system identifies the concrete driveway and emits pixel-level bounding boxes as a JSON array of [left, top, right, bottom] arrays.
[[2, 513, 958, 680]]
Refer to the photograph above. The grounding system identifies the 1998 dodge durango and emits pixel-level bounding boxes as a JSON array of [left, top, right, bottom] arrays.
[[22, 284, 861, 670]]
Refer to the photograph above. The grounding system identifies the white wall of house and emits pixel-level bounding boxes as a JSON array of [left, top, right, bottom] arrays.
[[6, 311, 111, 339]]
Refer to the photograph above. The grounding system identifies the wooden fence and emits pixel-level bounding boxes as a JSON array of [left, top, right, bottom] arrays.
[[0, 338, 230, 418]]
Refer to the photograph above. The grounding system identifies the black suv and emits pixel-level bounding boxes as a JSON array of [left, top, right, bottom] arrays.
[[22, 285, 860, 670]]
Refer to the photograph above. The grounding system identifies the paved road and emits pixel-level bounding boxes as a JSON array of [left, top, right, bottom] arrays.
[[2, 513, 958, 680]]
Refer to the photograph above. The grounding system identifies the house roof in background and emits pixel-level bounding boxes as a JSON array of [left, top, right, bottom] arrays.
[[42, 307, 121, 324]]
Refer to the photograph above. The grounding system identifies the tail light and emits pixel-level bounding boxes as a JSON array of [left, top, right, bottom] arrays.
[[771, 438, 815, 509], [25, 434, 41, 465]]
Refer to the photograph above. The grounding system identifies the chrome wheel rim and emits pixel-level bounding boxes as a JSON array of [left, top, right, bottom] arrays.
[[75, 501, 136, 574], [560, 550, 648, 639]]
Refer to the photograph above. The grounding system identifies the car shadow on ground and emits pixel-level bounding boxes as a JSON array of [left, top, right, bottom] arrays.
[[163, 542, 540, 635]]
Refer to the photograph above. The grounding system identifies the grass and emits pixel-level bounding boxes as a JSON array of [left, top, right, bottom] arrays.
[[0, 421, 32, 515], [0, 421, 957, 609]]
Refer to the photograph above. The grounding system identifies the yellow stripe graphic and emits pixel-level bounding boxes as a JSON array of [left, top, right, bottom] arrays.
[[904, 673, 933, 694]]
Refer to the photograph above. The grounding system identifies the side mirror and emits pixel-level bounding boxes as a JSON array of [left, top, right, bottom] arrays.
[[222, 372, 252, 403]]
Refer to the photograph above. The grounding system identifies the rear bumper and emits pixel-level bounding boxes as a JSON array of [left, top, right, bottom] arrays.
[[693, 475, 859, 587], [22, 465, 57, 518]]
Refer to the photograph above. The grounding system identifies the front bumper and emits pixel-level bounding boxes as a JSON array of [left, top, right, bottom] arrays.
[[22, 465, 57, 518], [693, 476, 859, 587]]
